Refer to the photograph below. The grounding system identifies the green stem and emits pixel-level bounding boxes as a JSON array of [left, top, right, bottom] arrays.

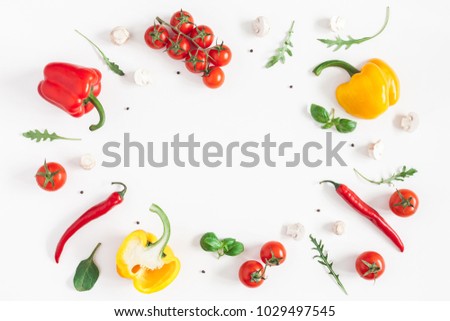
[[149, 203, 171, 258], [370, 7, 390, 40], [111, 182, 127, 198], [313, 60, 360, 77], [75, 29, 107, 60], [87, 92, 106, 131], [88, 243, 102, 260], [320, 180, 341, 189], [353, 169, 382, 185]]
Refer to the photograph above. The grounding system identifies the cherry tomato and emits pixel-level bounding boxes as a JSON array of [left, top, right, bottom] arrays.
[[239, 260, 265, 288], [170, 10, 195, 34], [355, 251, 385, 280], [185, 50, 208, 73], [260, 241, 286, 266], [166, 35, 190, 60], [35, 160, 67, 192], [202, 66, 224, 89], [190, 25, 214, 49], [389, 189, 419, 217], [209, 44, 232, 67], [144, 24, 169, 49]]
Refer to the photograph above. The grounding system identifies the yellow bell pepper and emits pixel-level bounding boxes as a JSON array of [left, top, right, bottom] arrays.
[[313, 59, 400, 119], [116, 203, 180, 294]]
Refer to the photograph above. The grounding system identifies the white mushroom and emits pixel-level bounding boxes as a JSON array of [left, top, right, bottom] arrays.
[[285, 223, 305, 240], [368, 140, 384, 160], [134, 69, 152, 86], [110, 26, 130, 45], [400, 112, 419, 132], [252, 16, 270, 37], [332, 221, 345, 235], [80, 154, 96, 170], [329, 16, 346, 33]]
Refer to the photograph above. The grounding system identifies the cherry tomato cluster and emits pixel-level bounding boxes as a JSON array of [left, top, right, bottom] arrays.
[[239, 241, 286, 288], [144, 9, 232, 89]]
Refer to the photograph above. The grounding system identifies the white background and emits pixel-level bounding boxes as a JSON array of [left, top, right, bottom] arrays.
[[0, 0, 449, 308]]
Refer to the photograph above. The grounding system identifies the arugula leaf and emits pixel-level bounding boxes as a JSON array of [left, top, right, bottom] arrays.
[[23, 129, 80, 142], [75, 29, 125, 76], [318, 7, 390, 51], [266, 21, 295, 68], [310, 235, 347, 295], [354, 166, 418, 186]]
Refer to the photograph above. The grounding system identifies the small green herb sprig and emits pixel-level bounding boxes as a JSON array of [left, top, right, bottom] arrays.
[[310, 104, 357, 133], [75, 29, 125, 76], [73, 243, 101, 292], [200, 232, 244, 258], [318, 7, 390, 51], [354, 166, 417, 186], [23, 129, 80, 142], [266, 20, 295, 68], [310, 235, 347, 295]]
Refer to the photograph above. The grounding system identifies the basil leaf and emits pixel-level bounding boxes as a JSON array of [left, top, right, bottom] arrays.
[[73, 243, 101, 292], [321, 122, 334, 129], [336, 119, 357, 133], [310, 104, 330, 124], [221, 238, 236, 252], [224, 241, 244, 256], [200, 232, 222, 252]]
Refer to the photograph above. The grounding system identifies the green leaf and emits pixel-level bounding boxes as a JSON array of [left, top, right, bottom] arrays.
[[224, 241, 244, 256], [23, 129, 80, 142], [318, 7, 390, 51], [266, 20, 295, 68], [310, 235, 347, 295], [200, 232, 222, 252], [354, 166, 418, 186], [73, 243, 101, 292], [335, 119, 357, 133], [75, 29, 125, 76], [310, 104, 330, 124]]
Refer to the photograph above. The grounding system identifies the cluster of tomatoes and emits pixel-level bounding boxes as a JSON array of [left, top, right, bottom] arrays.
[[144, 10, 232, 89], [239, 241, 286, 288]]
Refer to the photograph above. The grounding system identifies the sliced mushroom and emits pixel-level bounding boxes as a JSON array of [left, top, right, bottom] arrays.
[[252, 16, 270, 37], [110, 26, 130, 45], [329, 16, 346, 33], [285, 223, 305, 240], [80, 154, 96, 170], [368, 140, 384, 160], [134, 69, 152, 86], [400, 112, 419, 132], [332, 221, 345, 235]]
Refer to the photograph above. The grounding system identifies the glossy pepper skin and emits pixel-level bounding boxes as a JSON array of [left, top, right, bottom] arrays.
[[38, 62, 106, 131], [116, 204, 180, 294], [55, 182, 127, 263], [321, 180, 404, 252], [313, 59, 400, 119]]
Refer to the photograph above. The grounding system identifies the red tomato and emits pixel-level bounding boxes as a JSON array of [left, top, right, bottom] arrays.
[[185, 50, 208, 73], [190, 25, 214, 49], [389, 189, 419, 217], [166, 35, 190, 60], [355, 251, 385, 280], [35, 160, 67, 192], [260, 241, 286, 266], [239, 260, 265, 288], [170, 10, 195, 34], [202, 66, 224, 89], [144, 24, 169, 49], [209, 44, 232, 67]]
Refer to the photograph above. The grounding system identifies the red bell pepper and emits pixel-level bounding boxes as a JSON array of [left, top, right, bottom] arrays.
[[38, 62, 106, 131]]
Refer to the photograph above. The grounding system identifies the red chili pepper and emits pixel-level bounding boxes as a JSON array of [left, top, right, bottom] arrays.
[[321, 180, 404, 252], [54, 182, 127, 263], [38, 62, 106, 131]]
